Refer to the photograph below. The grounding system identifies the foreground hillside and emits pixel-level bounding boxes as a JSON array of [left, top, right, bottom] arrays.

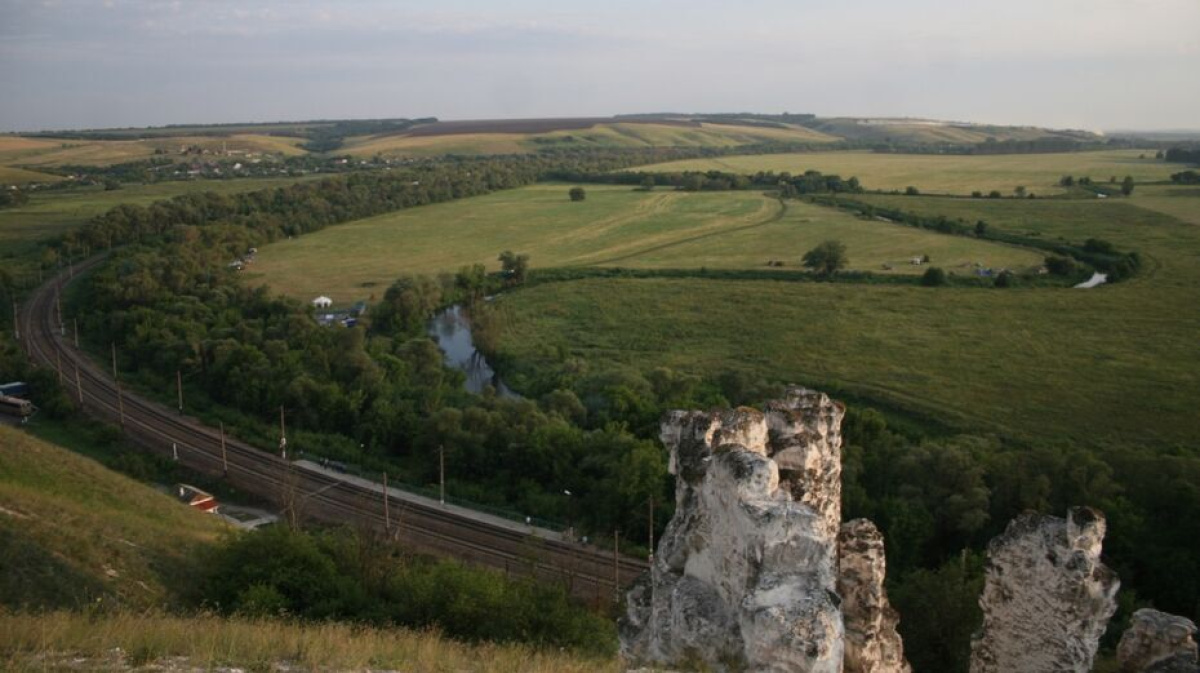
[[0, 425, 226, 609], [0, 611, 616, 672]]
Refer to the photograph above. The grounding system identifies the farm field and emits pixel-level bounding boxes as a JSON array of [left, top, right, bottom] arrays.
[[0, 133, 306, 171], [0, 165, 63, 185], [0, 176, 323, 278], [640, 149, 1183, 196], [494, 194, 1200, 447], [250, 184, 1041, 304], [341, 121, 838, 158], [1128, 184, 1200, 226]]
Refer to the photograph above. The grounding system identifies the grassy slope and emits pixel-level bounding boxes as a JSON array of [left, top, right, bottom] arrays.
[[0, 166, 64, 185], [496, 194, 1200, 446], [341, 121, 838, 157], [0, 177, 323, 279], [0, 611, 617, 672], [249, 184, 1040, 304], [0, 134, 306, 170], [0, 425, 227, 610], [641, 149, 1182, 195]]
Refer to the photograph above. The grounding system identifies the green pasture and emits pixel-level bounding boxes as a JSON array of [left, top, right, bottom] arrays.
[[495, 194, 1200, 447], [0, 165, 62, 185], [640, 149, 1182, 196], [341, 122, 837, 158], [250, 184, 1040, 304]]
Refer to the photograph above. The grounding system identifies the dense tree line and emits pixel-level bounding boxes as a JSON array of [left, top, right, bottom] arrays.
[[1165, 146, 1200, 165], [1170, 170, 1200, 184], [550, 168, 862, 195], [197, 526, 616, 655], [0, 188, 29, 208]]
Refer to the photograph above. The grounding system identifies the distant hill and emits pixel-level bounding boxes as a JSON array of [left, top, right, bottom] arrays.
[[0, 425, 226, 610], [0, 113, 1113, 181]]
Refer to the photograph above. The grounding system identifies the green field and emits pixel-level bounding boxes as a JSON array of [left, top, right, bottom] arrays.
[[342, 122, 838, 158], [0, 165, 63, 185], [494, 193, 1200, 446], [250, 184, 1041, 304], [641, 149, 1184, 196], [0, 426, 225, 609], [0, 177, 321, 280], [0, 134, 306, 170]]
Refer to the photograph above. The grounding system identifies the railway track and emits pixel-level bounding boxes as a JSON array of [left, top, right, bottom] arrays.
[[17, 258, 649, 603]]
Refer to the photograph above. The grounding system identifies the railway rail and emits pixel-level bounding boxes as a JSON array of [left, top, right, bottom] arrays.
[[17, 258, 649, 604]]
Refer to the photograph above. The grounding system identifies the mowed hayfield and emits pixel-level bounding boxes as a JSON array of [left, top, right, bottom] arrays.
[[495, 192, 1200, 447], [0, 177, 323, 279], [341, 122, 838, 158], [250, 184, 1040, 304], [640, 149, 1184, 196], [0, 133, 306, 170]]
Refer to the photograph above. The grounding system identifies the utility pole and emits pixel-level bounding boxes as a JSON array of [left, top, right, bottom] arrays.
[[73, 318, 79, 348], [176, 370, 183, 415], [56, 350, 63, 384], [278, 406, 287, 459], [220, 422, 228, 476], [74, 363, 83, 403], [439, 444, 445, 506], [172, 442, 178, 461], [11, 301, 18, 341], [614, 529, 621, 596], [111, 343, 118, 379], [383, 472, 391, 533], [116, 381, 125, 430], [55, 293, 62, 334]]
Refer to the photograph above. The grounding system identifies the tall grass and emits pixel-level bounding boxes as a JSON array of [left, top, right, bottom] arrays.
[[0, 610, 621, 672]]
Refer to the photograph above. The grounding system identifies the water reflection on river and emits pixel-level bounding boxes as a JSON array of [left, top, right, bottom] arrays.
[[428, 305, 519, 398]]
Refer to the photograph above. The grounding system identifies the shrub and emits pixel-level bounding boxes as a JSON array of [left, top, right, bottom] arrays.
[[920, 267, 947, 287], [568, 187, 586, 202]]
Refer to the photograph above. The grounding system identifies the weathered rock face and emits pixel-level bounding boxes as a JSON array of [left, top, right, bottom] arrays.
[[970, 507, 1120, 673], [621, 387, 847, 672], [1118, 609, 1199, 673], [838, 519, 912, 673]]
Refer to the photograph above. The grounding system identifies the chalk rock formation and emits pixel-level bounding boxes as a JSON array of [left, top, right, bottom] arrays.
[[838, 519, 912, 673], [970, 507, 1120, 673], [1118, 609, 1199, 673], [621, 387, 846, 671]]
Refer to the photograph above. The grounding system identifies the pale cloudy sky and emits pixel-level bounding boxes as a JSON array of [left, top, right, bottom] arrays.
[[1, 0, 1197, 132]]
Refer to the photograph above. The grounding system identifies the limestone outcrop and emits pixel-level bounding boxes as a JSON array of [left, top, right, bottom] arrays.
[[969, 507, 1120, 673], [1118, 609, 1199, 673], [621, 387, 847, 671], [838, 519, 912, 673]]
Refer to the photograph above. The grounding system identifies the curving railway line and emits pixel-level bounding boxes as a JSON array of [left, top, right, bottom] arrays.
[[17, 258, 648, 604]]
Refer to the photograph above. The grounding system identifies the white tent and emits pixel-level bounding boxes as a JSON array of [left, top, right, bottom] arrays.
[[312, 296, 333, 308]]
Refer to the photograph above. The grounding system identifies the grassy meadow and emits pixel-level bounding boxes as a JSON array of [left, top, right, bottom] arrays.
[[494, 191, 1200, 447], [0, 611, 618, 673], [641, 149, 1183, 195], [0, 425, 226, 610], [250, 183, 1040, 304], [342, 121, 838, 157]]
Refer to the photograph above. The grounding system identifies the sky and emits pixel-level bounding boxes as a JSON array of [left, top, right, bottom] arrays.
[[1, 0, 1198, 133]]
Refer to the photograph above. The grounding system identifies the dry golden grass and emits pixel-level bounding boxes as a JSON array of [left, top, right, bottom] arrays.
[[1, 134, 307, 168], [0, 610, 621, 672], [0, 165, 63, 184]]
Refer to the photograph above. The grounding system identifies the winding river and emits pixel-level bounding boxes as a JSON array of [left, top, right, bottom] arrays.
[[428, 305, 520, 398]]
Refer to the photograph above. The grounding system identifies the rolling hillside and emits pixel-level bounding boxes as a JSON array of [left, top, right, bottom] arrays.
[[0, 425, 227, 610]]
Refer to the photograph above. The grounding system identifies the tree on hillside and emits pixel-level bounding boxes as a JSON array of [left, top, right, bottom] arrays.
[[802, 240, 848, 277], [498, 250, 530, 283], [1014, 185, 1026, 198], [569, 187, 586, 202], [1122, 176, 1135, 196], [921, 267, 947, 287]]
